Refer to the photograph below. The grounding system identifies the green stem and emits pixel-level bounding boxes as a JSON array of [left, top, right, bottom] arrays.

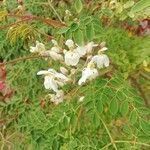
[[0, 55, 50, 66], [97, 113, 118, 150], [47, 0, 63, 23], [101, 140, 150, 150]]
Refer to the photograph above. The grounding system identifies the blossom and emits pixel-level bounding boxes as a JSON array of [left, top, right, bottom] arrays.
[[65, 39, 74, 49], [78, 96, 85, 102], [60, 67, 69, 75], [70, 68, 76, 75], [64, 50, 80, 66], [65, 10, 72, 16], [49, 90, 64, 105], [30, 41, 46, 54], [48, 51, 63, 61], [35, 39, 111, 105], [44, 75, 59, 92], [99, 47, 108, 51], [90, 47, 109, 69], [46, 40, 63, 61], [48, 50, 63, 61], [100, 41, 106, 48], [91, 54, 109, 69], [85, 41, 98, 54], [51, 39, 58, 46], [78, 63, 99, 85], [37, 68, 69, 92], [76, 46, 87, 57]]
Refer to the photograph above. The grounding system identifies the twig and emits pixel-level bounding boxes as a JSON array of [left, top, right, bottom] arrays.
[[8, 14, 66, 27], [0, 14, 66, 30], [0, 55, 50, 66]]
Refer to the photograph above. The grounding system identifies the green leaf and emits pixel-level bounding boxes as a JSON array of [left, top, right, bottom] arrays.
[[117, 90, 126, 101], [139, 107, 150, 115], [75, 0, 83, 13], [124, 1, 135, 9], [57, 27, 69, 34], [65, 29, 72, 39], [120, 101, 129, 116], [130, 0, 150, 13], [86, 23, 95, 41], [63, 116, 70, 128], [70, 114, 77, 125], [129, 110, 138, 125], [73, 29, 84, 45], [70, 23, 79, 32], [96, 100, 103, 114], [109, 98, 118, 115], [140, 119, 150, 135], [52, 138, 60, 150], [80, 16, 93, 25], [123, 125, 132, 135], [93, 113, 100, 127]]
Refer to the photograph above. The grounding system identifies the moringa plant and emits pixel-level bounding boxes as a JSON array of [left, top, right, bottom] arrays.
[[0, 0, 150, 149]]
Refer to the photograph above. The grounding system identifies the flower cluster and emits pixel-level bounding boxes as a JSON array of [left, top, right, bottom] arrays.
[[30, 39, 110, 104]]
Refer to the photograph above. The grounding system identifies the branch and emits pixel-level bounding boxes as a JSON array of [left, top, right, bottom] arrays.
[[0, 55, 50, 66], [0, 14, 66, 30], [8, 14, 66, 28]]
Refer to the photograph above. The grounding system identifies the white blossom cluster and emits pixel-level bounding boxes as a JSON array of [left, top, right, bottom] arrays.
[[30, 39, 110, 105]]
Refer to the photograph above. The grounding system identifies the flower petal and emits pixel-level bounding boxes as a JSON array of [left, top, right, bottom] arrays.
[[65, 39, 74, 48], [76, 46, 87, 57], [44, 76, 58, 92], [78, 67, 98, 85], [37, 70, 50, 75], [65, 51, 80, 66], [48, 51, 63, 61]]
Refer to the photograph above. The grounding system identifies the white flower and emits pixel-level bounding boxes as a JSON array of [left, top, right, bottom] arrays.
[[47, 68, 69, 83], [17, 5, 23, 10], [54, 72, 69, 83], [100, 47, 108, 51], [51, 39, 58, 46], [30, 41, 45, 54], [78, 66, 99, 85], [37, 70, 59, 92], [65, 10, 72, 16], [65, 39, 74, 49], [85, 41, 98, 54], [70, 68, 76, 75], [64, 51, 80, 66], [100, 41, 106, 48], [91, 54, 109, 69], [44, 76, 59, 92], [48, 51, 63, 61], [60, 67, 69, 75], [51, 47, 60, 53], [78, 96, 85, 102], [76, 46, 87, 57], [46, 45, 63, 61], [37, 68, 69, 92], [49, 90, 64, 105], [63, 49, 67, 54]]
